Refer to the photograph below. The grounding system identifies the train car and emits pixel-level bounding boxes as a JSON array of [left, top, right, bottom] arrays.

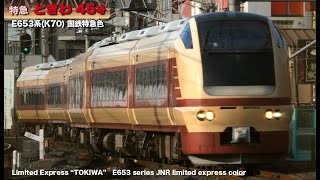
[[45, 61, 69, 124], [171, 12, 292, 165], [16, 64, 49, 134], [16, 12, 292, 165]]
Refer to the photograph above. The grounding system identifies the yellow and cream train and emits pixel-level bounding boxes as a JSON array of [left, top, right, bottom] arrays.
[[16, 12, 293, 165]]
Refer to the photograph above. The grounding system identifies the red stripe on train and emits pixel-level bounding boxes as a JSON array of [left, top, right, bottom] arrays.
[[90, 123, 188, 132], [181, 131, 289, 154]]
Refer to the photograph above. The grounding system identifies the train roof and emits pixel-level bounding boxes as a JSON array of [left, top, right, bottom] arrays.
[[117, 19, 188, 43], [17, 66, 49, 82], [29, 18, 189, 71], [194, 11, 269, 23], [34, 58, 74, 70]]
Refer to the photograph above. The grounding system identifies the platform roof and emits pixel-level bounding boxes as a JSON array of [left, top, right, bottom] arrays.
[[279, 29, 316, 48]]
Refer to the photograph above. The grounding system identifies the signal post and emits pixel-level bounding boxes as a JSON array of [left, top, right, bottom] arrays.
[[12, 31, 31, 137]]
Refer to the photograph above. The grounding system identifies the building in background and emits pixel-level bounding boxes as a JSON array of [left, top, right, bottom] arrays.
[[214, 0, 316, 29]]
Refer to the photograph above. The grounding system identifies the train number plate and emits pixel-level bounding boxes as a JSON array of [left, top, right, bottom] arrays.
[[231, 127, 251, 143]]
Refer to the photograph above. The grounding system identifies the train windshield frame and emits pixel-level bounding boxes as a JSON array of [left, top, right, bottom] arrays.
[[197, 19, 276, 96]]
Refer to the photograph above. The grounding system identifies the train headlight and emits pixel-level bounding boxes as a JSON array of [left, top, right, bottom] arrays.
[[273, 110, 282, 119], [265, 110, 273, 120], [205, 111, 215, 121], [196, 110, 206, 121]]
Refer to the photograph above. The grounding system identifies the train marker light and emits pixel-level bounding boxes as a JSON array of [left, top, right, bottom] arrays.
[[265, 110, 273, 120], [197, 110, 206, 121], [205, 111, 215, 121], [273, 110, 282, 119]]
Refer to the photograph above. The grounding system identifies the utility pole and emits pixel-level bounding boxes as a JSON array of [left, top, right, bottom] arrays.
[[85, 28, 90, 51], [19, 28, 26, 75], [41, 28, 49, 63], [228, 0, 240, 11], [210, 0, 215, 12], [12, 28, 26, 140]]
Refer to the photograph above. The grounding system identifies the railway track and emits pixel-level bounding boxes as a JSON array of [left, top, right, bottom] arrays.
[[4, 143, 12, 150], [6, 141, 306, 180], [250, 171, 298, 180]]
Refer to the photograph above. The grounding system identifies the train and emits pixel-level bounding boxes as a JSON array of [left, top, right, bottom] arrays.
[[16, 12, 293, 165]]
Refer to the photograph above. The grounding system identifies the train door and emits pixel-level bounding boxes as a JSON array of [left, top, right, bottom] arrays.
[[129, 45, 176, 130], [127, 52, 139, 127]]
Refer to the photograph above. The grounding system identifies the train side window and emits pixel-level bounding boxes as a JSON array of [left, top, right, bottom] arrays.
[[152, 66, 157, 99], [69, 75, 84, 109], [119, 71, 123, 100], [102, 73, 107, 101], [48, 87, 52, 105], [114, 72, 120, 100], [99, 73, 104, 101], [143, 68, 148, 100], [152, 67, 156, 99], [142, 68, 147, 100], [148, 67, 153, 99], [38, 90, 41, 105], [25, 91, 28, 105], [138, 69, 143, 100], [80, 76, 84, 108], [147, 67, 151, 99], [35, 90, 38, 105], [149, 67, 154, 99], [118, 71, 122, 100], [101, 73, 105, 101], [120, 71, 126, 100], [121, 71, 124, 100], [107, 72, 112, 101], [180, 23, 193, 49], [94, 74, 99, 102], [58, 86, 61, 104], [92, 74, 96, 102], [157, 66, 162, 98], [55, 87, 58, 105], [20, 91, 23, 106], [162, 65, 166, 98], [135, 69, 141, 100], [140, 68, 146, 100], [30, 91, 34, 105], [110, 72, 115, 101], [95, 74, 99, 102], [40, 89, 43, 105], [26, 90, 30, 105]]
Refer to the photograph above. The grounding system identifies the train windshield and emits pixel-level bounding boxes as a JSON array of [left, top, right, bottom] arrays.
[[199, 21, 272, 51], [198, 20, 275, 96]]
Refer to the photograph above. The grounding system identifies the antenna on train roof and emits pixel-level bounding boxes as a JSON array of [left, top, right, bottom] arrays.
[[117, 18, 188, 43]]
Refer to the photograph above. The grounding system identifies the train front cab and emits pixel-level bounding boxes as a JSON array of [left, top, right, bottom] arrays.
[[172, 12, 293, 164]]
